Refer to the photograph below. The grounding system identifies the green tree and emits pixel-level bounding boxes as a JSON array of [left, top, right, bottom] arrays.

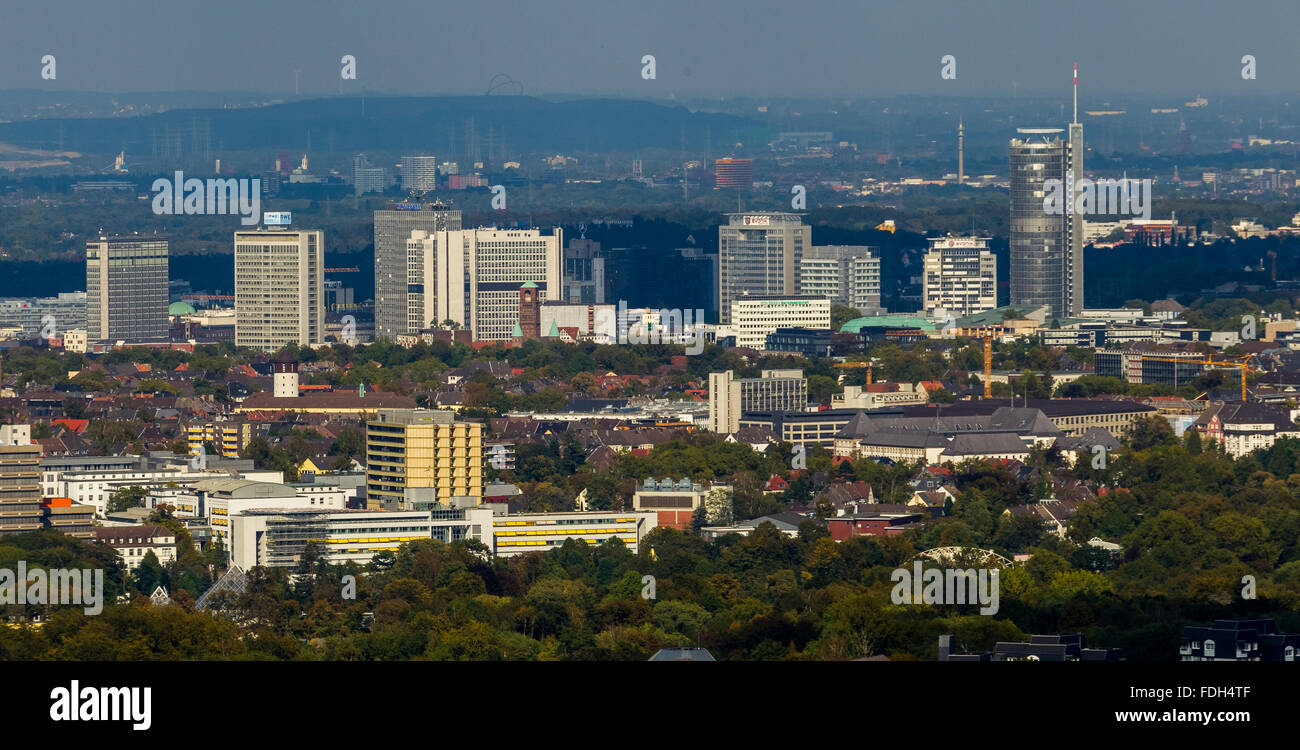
[[107, 485, 148, 513]]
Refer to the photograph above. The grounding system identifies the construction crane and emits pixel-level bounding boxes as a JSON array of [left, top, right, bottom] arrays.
[[1139, 354, 1253, 402], [885, 326, 1006, 399], [833, 360, 874, 385]]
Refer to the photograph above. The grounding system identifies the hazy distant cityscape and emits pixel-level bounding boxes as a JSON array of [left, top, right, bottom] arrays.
[[2, 3, 1300, 690]]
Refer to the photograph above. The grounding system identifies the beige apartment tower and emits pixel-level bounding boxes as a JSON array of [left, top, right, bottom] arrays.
[[0, 426, 42, 537], [234, 229, 324, 352]]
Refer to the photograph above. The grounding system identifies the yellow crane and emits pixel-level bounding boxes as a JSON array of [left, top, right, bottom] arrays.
[[1138, 354, 1253, 402], [833, 360, 874, 385]]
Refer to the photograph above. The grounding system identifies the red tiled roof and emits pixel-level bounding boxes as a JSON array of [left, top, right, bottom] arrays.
[[52, 418, 89, 433]]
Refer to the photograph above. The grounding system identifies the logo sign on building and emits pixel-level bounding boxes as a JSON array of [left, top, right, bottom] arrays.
[[263, 211, 292, 226], [935, 237, 984, 248], [394, 203, 422, 211], [742, 215, 771, 227]]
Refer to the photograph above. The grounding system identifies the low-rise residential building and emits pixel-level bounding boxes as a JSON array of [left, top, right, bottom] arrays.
[[1192, 402, 1300, 457], [93, 525, 178, 569], [1180, 619, 1300, 662]]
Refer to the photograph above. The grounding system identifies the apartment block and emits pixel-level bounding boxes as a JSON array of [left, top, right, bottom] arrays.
[[366, 409, 484, 510], [0, 427, 43, 537], [234, 229, 324, 351], [186, 420, 258, 458]]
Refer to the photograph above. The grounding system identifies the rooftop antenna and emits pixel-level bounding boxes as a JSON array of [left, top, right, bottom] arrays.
[[1073, 62, 1078, 124]]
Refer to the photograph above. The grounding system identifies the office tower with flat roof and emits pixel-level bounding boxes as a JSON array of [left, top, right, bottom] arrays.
[[563, 238, 605, 304], [799, 245, 882, 313], [923, 236, 997, 316], [353, 153, 387, 195], [234, 229, 323, 351], [718, 212, 810, 325], [434, 227, 562, 342], [85, 235, 169, 343], [365, 408, 484, 511], [400, 155, 439, 192], [374, 201, 462, 341], [714, 158, 753, 188], [0, 426, 42, 538]]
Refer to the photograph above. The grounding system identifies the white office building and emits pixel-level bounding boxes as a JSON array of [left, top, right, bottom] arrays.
[[922, 236, 997, 317], [230, 508, 436, 570], [400, 155, 439, 192], [729, 294, 831, 349], [432, 227, 562, 342]]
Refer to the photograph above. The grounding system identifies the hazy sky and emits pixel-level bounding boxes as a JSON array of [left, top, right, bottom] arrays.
[[1, 0, 1297, 97]]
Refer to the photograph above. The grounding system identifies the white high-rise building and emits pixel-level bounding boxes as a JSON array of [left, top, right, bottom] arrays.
[[400, 155, 439, 192], [429, 228, 562, 342], [234, 229, 324, 351], [922, 236, 997, 317]]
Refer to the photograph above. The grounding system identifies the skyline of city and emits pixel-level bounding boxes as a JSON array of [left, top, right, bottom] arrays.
[[4, 3, 1300, 709]]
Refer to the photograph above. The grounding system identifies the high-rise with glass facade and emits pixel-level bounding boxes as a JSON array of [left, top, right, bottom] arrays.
[[1009, 128, 1083, 319]]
